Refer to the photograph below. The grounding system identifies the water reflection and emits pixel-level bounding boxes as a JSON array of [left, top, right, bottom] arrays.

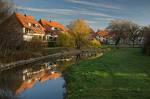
[[0, 62, 65, 99], [0, 52, 102, 99]]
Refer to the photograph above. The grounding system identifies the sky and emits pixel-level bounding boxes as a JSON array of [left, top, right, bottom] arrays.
[[13, 0, 150, 31]]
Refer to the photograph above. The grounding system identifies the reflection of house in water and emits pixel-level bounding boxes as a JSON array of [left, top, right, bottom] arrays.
[[16, 64, 61, 94]]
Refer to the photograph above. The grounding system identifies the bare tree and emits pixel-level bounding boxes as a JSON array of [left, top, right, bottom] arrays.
[[107, 19, 140, 47], [128, 22, 140, 47], [0, 0, 14, 24], [0, 0, 18, 56]]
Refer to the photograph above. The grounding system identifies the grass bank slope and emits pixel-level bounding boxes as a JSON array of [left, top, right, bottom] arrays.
[[65, 48, 150, 99]]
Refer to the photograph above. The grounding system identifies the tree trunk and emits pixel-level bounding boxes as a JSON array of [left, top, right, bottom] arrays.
[[115, 37, 120, 48], [132, 40, 135, 48]]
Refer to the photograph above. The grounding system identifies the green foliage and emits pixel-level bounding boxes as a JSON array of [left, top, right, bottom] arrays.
[[56, 32, 74, 47], [65, 48, 150, 99], [90, 38, 101, 47]]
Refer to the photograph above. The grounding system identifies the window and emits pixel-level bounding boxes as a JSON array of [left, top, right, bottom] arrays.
[[35, 24, 38, 27], [28, 23, 31, 27], [51, 27, 55, 30], [25, 28, 31, 34], [23, 28, 25, 33]]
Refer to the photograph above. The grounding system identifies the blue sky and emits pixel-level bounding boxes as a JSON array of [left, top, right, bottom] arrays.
[[13, 0, 150, 30]]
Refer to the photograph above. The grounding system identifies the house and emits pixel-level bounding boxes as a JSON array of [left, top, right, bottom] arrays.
[[95, 29, 115, 44], [16, 13, 46, 41], [39, 19, 67, 46], [0, 12, 46, 42]]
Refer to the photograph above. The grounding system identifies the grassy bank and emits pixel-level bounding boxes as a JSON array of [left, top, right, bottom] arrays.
[[65, 48, 150, 99]]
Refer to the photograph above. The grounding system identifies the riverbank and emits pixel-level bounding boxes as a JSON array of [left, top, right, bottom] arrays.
[[0, 47, 72, 64], [64, 48, 150, 99], [0, 47, 105, 72]]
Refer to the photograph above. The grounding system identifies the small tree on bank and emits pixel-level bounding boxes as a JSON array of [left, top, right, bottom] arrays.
[[67, 19, 93, 49]]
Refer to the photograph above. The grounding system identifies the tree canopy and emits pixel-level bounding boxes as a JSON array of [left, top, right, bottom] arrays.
[[107, 19, 140, 46], [0, 0, 14, 24], [68, 19, 93, 49]]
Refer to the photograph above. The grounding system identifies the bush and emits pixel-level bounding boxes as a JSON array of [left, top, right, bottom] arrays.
[[56, 32, 74, 47], [90, 38, 101, 47]]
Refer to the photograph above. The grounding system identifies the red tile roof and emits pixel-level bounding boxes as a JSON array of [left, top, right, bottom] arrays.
[[96, 29, 110, 37], [39, 19, 52, 31], [15, 12, 45, 34], [49, 21, 67, 32], [39, 19, 67, 32]]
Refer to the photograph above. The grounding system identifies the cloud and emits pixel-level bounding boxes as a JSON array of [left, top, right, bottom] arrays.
[[66, 0, 122, 10], [15, 5, 120, 18], [94, 17, 117, 21], [15, 5, 74, 15]]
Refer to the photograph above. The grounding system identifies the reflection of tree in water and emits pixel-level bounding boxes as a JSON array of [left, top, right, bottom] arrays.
[[0, 70, 23, 91], [0, 70, 21, 99], [0, 89, 18, 99]]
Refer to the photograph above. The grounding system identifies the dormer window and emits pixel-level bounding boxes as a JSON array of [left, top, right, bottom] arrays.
[[35, 24, 38, 27], [51, 27, 55, 30], [28, 23, 31, 27], [32, 24, 38, 28]]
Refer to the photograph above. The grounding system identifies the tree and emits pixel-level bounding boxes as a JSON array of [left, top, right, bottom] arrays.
[[107, 19, 140, 47], [107, 19, 128, 46], [68, 19, 93, 49], [0, 0, 16, 56], [128, 23, 140, 47], [90, 38, 101, 47], [56, 32, 73, 47], [141, 25, 150, 55], [0, 0, 14, 24]]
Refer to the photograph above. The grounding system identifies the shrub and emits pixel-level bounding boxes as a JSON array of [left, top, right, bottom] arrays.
[[90, 38, 101, 47], [56, 32, 74, 47]]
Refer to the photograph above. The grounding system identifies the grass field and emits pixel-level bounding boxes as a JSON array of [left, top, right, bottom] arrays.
[[65, 48, 150, 99]]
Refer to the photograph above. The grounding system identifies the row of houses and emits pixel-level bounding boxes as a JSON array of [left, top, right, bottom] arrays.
[[0, 12, 67, 43], [0, 12, 144, 48], [0, 12, 113, 46], [95, 29, 144, 45]]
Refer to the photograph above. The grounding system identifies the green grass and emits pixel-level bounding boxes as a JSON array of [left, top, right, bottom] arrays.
[[65, 48, 150, 99]]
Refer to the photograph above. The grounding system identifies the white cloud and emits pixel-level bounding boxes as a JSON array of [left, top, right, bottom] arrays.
[[15, 5, 74, 15], [15, 5, 121, 19], [94, 17, 117, 21], [66, 0, 122, 10]]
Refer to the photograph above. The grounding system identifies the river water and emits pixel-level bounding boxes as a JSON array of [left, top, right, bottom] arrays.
[[0, 52, 102, 99]]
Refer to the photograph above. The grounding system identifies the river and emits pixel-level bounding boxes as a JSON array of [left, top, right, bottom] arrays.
[[0, 52, 103, 99]]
